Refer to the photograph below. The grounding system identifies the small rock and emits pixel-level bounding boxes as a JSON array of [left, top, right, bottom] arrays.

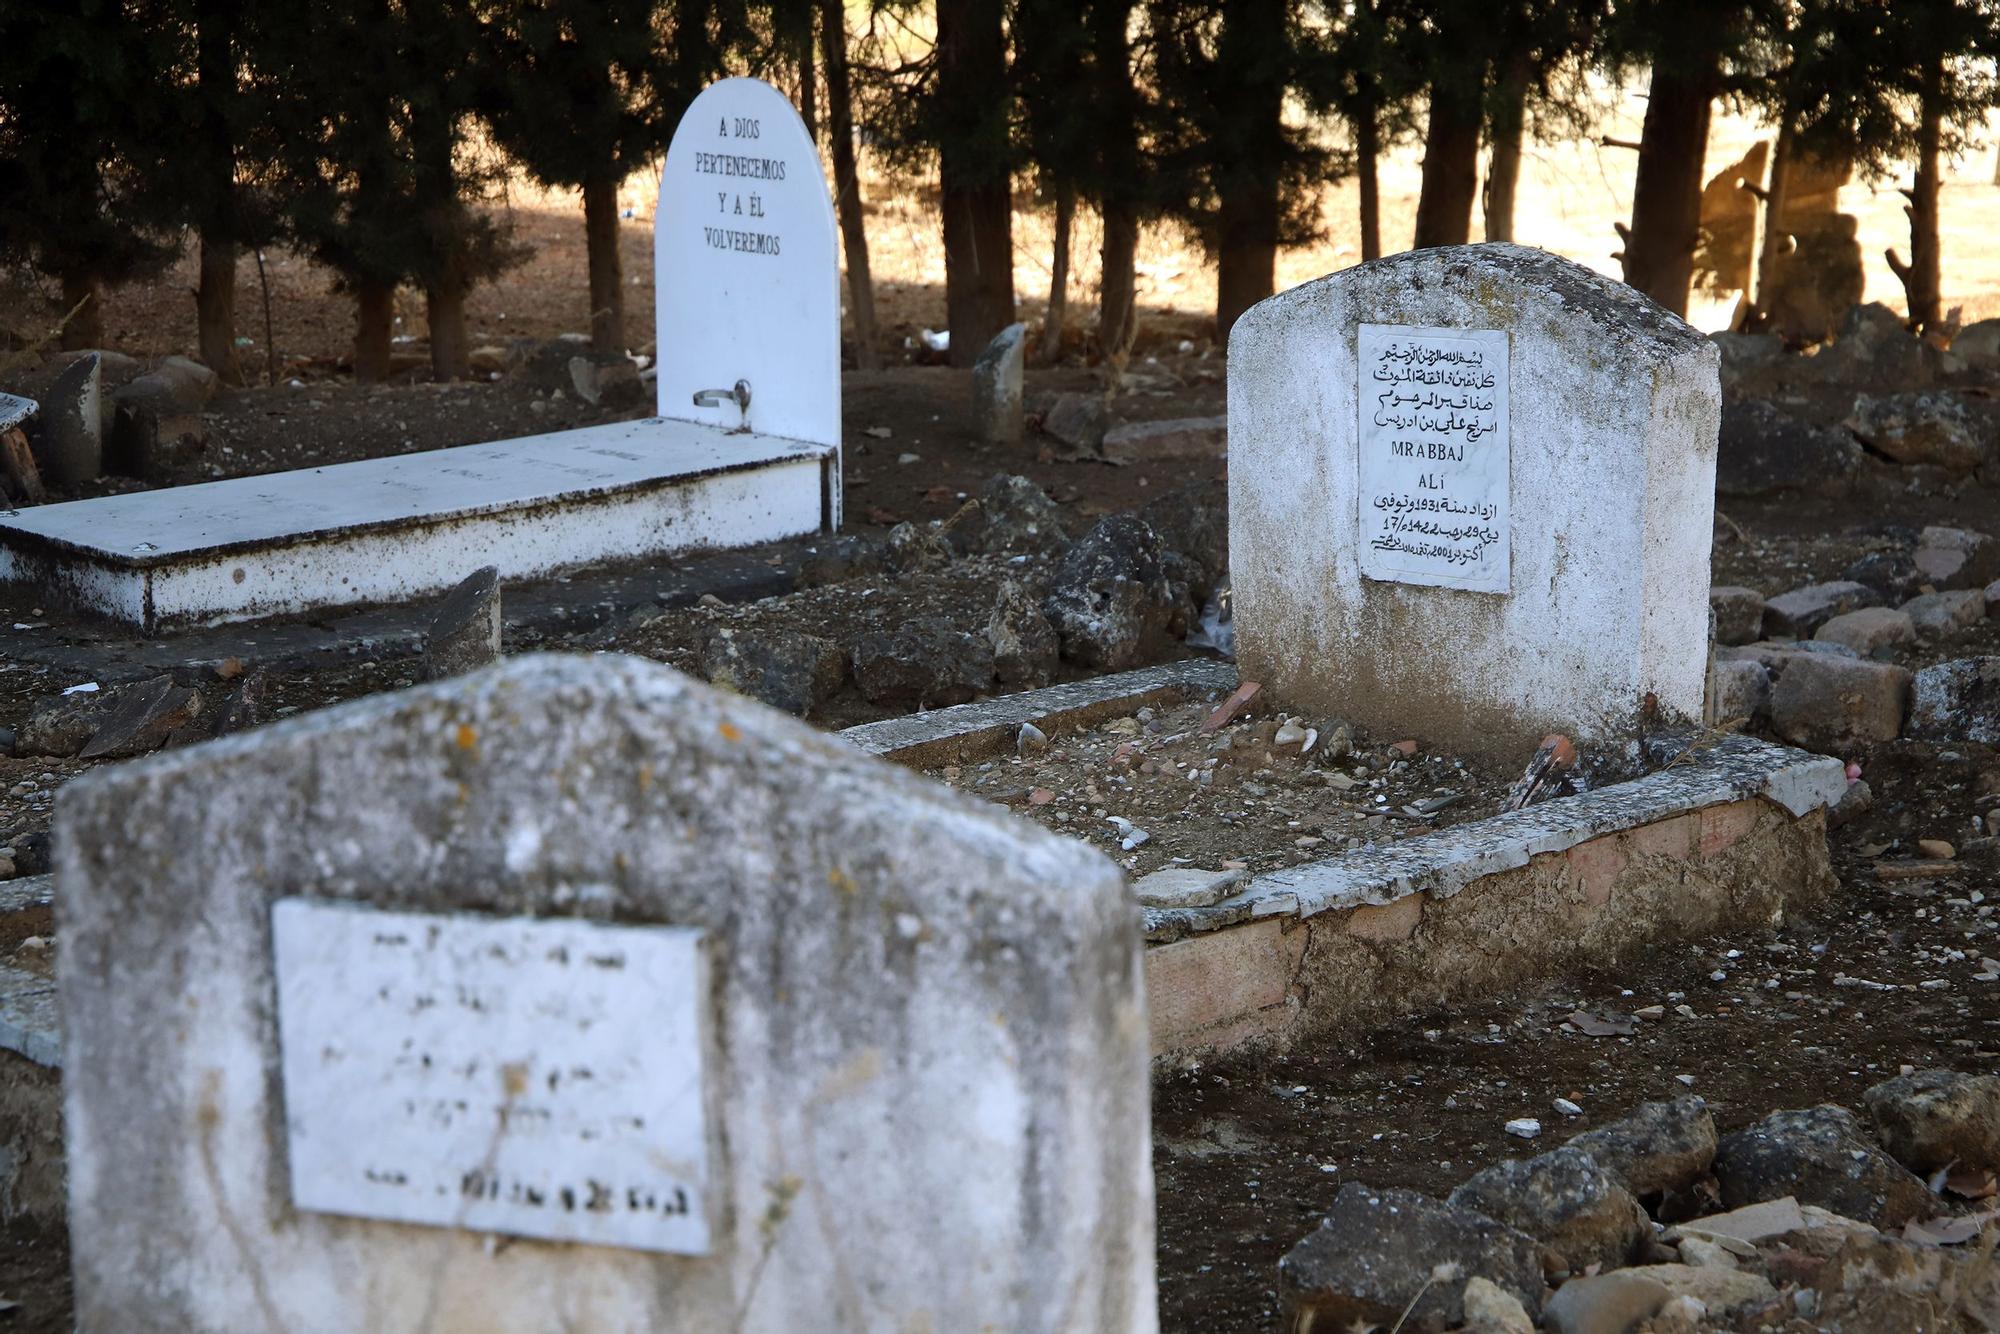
[[1131, 866, 1246, 910], [970, 323, 1027, 445], [1676, 1236, 1739, 1269], [1632, 1263, 1777, 1314], [1829, 778, 1873, 827], [1448, 1146, 1651, 1273], [1543, 1271, 1670, 1334], [1916, 838, 1956, 860], [71, 676, 202, 761], [1044, 514, 1192, 670], [1762, 581, 1883, 639], [1814, 607, 1913, 657], [1040, 391, 1110, 451], [850, 618, 994, 707], [1674, 1196, 1808, 1244], [1713, 1105, 1936, 1228], [1566, 1096, 1717, 1199], [1504, 1118, 1542, 1140], [1845, 392, 1994, 473], [1768, 654, 1911, 751], [1554, 1098, 1584, 1117], [1709, 586, 1766, 646], [420, 566, 501, 682], [700, 627, 845, 716], [1905, 657, 2000, 744], [795, 533, 886, 587], [1715, 400, 1864, 498], [1861, 1068, 2000, 1176], [1138, 482, 1228, 602], [1017, 722, 1049, 756], [1841, 552, 1924, 604], [1278, 1184, 1544, 1332], [987, 578, 1059, 686], [1911, 525, 2000, 591], [883, 521, 952, 575], [955, 474, 1073, 556], [1460, 1275, 1534, 1334], [1901, 589, 1986, 638], [1709, 658, 1771, 725]]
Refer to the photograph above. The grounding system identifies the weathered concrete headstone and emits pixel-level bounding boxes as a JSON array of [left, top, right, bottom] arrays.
[[57, 654, 1155, 1331], [30, 351, 102, 488], [421, 565, 502, 681], [1228, 244, 1720, 759], [973, 323, 1027, 445]]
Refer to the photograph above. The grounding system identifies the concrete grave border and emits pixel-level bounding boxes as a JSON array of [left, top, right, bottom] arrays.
[[843, 659, 1847, 1064]]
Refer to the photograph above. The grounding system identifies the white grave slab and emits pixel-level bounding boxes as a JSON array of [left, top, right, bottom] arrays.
[[0, 419, 830, 631], [1356, 324, 1509, 593], [1229, 244, 1720, 760], [656, 78, 839, 454], [272, 900, 711, 1255], [0, 75, 842, 634]]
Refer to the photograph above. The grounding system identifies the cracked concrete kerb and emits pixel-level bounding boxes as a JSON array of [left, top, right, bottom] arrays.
[[54, 653, 1157, 1334]]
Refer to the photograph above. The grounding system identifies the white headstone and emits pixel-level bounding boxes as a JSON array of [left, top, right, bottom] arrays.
[[1228, 244, 1720, 759], [656, 78, 839, 453], [57, 654, 1156, 1332]]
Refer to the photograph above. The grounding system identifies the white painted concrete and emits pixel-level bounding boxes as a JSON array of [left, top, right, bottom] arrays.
[[656, 78, 839, 467], [58, 654, 1156, 1332], [0, 419, 832, 631], [1229, 244, 1720, 760], [273, 900, 713, 1255]]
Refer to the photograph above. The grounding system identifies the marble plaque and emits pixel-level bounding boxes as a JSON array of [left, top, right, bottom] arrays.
[[272, 899, 712, 1254], [1356, 324, 1510, 593]]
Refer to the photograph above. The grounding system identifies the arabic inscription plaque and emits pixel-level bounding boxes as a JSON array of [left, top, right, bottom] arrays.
[[1357, 324, 1510, 593]]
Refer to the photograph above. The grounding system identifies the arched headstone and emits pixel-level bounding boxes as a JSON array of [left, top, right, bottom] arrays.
[[656, 78, 840, 455]]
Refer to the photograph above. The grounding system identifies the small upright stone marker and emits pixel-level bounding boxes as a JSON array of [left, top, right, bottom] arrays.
[[973, 322, 1027, 444], [33, 351, 102, 488], [57, 654, 1155, 1332], [421, 564, 502, 681], [1229, 244, 1720, 759]]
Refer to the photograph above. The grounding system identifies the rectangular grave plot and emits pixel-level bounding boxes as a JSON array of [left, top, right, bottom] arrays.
[[271, 899, 713, 1255], [1356, 324, 1510, 594]]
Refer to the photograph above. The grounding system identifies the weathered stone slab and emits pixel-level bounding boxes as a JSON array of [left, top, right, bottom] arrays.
[[1229, 244, 1719, 760], [57, 654, 1155, 1331], [972, 323, 1027, 445]]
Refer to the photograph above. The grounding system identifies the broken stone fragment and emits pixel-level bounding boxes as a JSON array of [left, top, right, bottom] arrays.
[[1038, 391, 1109, 452], [77, 676, 202, 760], [29, 350, 102, 488], [1278, 1184, 1544, 1333], [1130, 866, 1245, 910], [1905, 657, 2000, 744], [1768, 654, 1911, 751], [1459, 1275, 1534, 1334], [1761, 581, 1883, 640], [1911, 525, 2000, 591], [882, 520, 952, 575], [1841, 551, 1924, 604], [1448, 1145, 1652, 1274], [1813, 606, 1913, 657], [1565, 1096, 1718, 1200], [969, 323, 1026, 446], [849, 618, 994, 707], [1709, 658, 1771, 726], [1543, 1269, 1671, 1334], [1713, 1105, 1936, 1228], [1044, 514, 1192, 671], [986, 578, 1059, 686], [1100, 415, 1227, 465], [1845, 392, 1995, 474], [1709, 586, 1765, 646], [1901, 588, 1987, 639], [1861, 1068, 2000, 1177], [420, 566, 501, 683], [699, 627, 845, 717]]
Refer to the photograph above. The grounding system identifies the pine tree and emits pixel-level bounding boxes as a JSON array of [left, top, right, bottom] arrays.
[[477, 0, 743, 356], [0, 0, 176, 349]]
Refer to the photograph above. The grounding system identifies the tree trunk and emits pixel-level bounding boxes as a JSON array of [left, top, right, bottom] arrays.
[[1356, 103, 1381, 262], [194, 0, 243, 384], [59, 271, 103, 350], [936, 0, 1015, 368], [1483, 55, 1530, 244], [1621, 53, 1717, 317], [583, 175, 626, 355], [1752, 110, 1797, 326], [1889, 57, 1943, 333], [426, 280, 469, 381], [1214, 0, 1285, 336], [1413, 76, 1484, 248], [1092, 0, 1141, 358], [796, 25, 817, 139], [1040, 185, 1073, 366], [354, 281, 395, 382], [197, 235, 243, 384], [821, 0, 879, 370]]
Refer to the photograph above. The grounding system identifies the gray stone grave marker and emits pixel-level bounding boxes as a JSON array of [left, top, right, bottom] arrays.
[[57, 654, 1156, 1331], [1229, 243, 1720, 759]]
